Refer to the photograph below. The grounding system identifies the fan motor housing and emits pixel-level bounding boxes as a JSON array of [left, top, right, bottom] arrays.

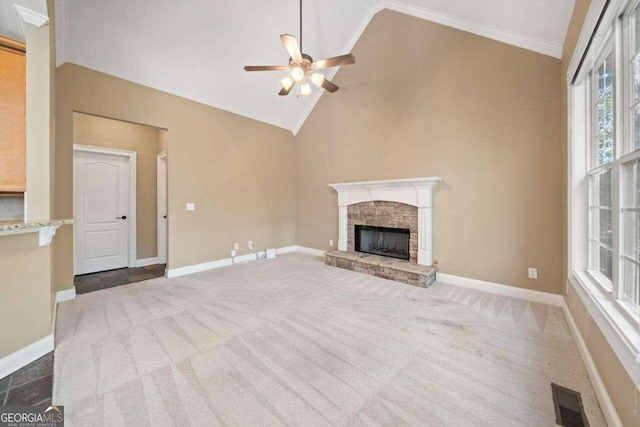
[[290, 54, 313, 68]]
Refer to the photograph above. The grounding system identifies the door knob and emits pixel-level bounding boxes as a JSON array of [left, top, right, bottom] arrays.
[[117, 216, 127, 220]]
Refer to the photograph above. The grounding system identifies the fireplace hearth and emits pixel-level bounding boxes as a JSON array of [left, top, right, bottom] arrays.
[[355, 225, 410, 261]]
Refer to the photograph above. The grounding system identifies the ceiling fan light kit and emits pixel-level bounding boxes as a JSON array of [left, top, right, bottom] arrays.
[[244, 0, 356, 97]]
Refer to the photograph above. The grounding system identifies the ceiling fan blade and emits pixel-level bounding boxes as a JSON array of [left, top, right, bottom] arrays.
[[279, 85, 293, 96], [244, 65, 290, 71], [280, 34, 303, 64], [313, 54, 356, 69], [321, 78, 339, 93]]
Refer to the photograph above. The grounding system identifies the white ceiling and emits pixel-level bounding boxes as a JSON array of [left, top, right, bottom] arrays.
[[52, 0, 575, 134]]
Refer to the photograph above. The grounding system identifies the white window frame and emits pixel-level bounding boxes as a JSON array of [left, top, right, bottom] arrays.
[[587, 37, 616, 290], [568, 0, 640, 391]]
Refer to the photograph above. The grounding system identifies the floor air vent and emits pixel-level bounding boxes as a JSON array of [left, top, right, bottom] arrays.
[[552, 383, 590, 427]]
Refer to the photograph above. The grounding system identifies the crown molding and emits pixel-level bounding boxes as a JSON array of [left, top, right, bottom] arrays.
[[14, 3, 49, 41], [292, 0, 563, 135], [383, 0, 563, 59], [15, 4, 49, 28]]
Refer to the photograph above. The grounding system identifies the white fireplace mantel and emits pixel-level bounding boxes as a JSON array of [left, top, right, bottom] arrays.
[[329, 177, 442, 266]]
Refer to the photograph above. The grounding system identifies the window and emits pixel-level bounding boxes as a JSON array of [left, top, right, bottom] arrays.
[[572, 0, 640, 326], [621, 3, 640, 312], [594, 48, 614, 166], [622, 158, 639, 308], [589, 169, 613, 282], [570, 0, 640, 396], [583, 3, 640, 316], [588, 45, 615, 286], [632, 3, 640, 152]]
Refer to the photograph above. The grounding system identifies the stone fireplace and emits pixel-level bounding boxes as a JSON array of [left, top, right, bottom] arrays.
[[326, 177, 441, 287], [349, 202, 416, 261]]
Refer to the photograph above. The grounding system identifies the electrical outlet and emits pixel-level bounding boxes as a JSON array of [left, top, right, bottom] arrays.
[[329, 239, 333, 247], [186, 203, 195, 211], [231, 250, 237, 257], [248, 241, 254, 250], [528, 268, 538, 279], [234, 243, 239, 250]]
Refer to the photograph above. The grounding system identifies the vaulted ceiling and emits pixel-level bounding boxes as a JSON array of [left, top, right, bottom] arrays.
[[9, 0, 575, 133]]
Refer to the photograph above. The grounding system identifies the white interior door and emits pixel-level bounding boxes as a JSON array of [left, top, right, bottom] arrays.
[[75, 150, 130, 275], [157, 153, 167, 264]]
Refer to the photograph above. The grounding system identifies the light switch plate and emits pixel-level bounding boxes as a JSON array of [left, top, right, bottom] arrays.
[[234, 243, 239, 250], [186, 203, 195, 211], [329, 240, 333, 247], [528, 268, 538, 279]]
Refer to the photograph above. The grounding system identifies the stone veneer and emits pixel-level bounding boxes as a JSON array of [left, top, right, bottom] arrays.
[[325, 250, 436, 288], [347, 201, 418, 263]]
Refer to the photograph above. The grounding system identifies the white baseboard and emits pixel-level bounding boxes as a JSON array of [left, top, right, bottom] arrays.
[[562, 300, 623, 427], [234, 253, 259, 263], [276, 246, 296, 255], [0, 334, 54, 380], [293, 246, 326, 257], [52, 288, 76, 341], [136, 257, 160, 267], [166, 245, 326, 278], [436, 272, 564, 307], [167, 257, 233, 278], [55, 288, 76, 304]]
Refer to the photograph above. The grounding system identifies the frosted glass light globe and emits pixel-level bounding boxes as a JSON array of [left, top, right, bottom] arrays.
[[300, 81, 312, 96], [291, 67, 305, 82]]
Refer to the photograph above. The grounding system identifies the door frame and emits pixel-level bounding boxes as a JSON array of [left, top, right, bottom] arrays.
[[157, 151, 167, 265], [73, 144, 137, 274]]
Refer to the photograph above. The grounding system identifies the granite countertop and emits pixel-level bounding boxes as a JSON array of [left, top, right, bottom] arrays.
[[0, 219, 75, 231]]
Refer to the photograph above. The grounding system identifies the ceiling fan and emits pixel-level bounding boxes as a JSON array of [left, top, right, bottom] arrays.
[[243, 0, 356, 96]]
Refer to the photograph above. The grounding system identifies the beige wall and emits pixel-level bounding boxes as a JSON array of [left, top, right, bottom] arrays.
[[561, 1, 639, 425], [295, 10, 563, 294], [0, 233, 51, 358], [54, 63, 296, 291], [73, 112, 163, 260]]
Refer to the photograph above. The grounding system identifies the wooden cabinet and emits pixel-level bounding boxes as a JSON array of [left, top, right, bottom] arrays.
[[0, 37, 26, 193]]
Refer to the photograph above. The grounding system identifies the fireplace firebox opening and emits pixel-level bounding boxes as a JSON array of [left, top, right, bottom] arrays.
[[354, 225, 410, 261]]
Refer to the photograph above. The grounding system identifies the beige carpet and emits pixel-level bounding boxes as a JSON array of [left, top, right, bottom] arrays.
[[54, 252, 606, 426]]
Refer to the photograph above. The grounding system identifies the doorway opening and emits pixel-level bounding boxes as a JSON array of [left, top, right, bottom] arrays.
[[72, 112, 168, 294]]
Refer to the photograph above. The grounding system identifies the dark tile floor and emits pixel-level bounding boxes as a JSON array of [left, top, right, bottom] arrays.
[[74, 264, 166, 294], [0, 352, 53, 406]]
